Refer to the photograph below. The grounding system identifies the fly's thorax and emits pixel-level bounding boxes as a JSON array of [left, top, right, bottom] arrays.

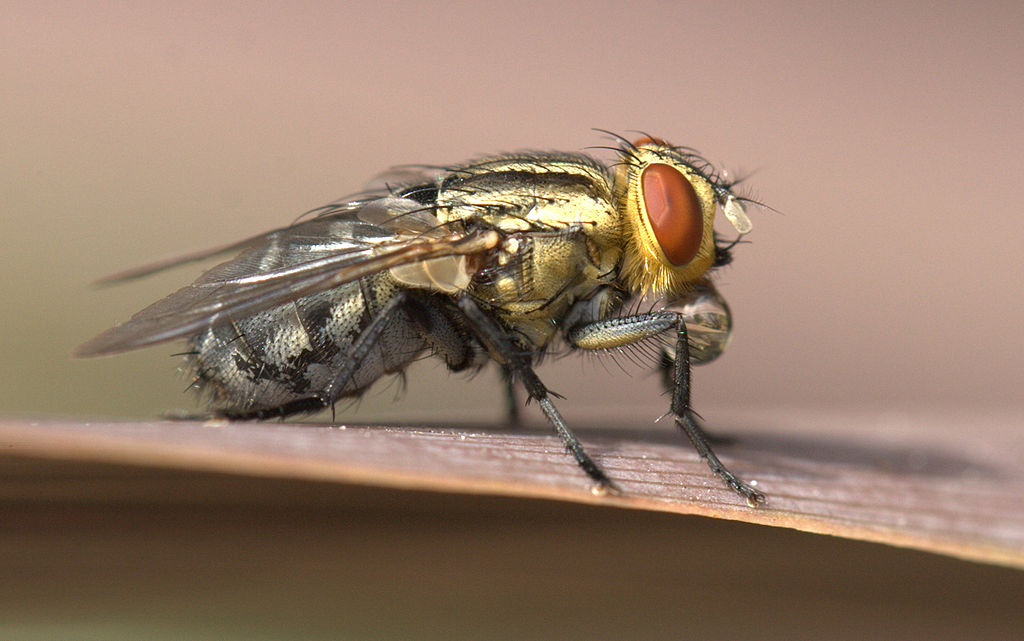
[[614, 140, 721, 299], [469, 229, 617, 349], [433, 153, 623, 248], [419, 152, 631, 349]]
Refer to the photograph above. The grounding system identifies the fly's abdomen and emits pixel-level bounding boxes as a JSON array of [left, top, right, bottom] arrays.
[[188, 273, 426, 412]]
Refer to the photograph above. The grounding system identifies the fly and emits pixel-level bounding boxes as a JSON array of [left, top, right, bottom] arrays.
[[75, 133, 766, 505]]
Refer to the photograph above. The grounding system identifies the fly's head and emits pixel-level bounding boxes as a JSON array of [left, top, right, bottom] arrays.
[[613, 137, 752, 298]]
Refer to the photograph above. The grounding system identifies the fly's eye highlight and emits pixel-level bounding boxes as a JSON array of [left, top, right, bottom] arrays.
[[640, 163, 703, 266]]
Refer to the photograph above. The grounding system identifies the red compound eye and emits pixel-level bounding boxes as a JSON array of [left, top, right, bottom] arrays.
[[640, 163, 703, 266]]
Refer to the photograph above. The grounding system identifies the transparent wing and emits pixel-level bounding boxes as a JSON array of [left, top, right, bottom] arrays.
[[97, 193, 437, 284], [75, 198, 499, 357], [95, 229, 291, 284]]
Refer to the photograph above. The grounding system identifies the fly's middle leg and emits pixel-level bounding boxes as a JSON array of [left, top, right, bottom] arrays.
[[568, 312, 765, 505], [457, 296, 616, 493]]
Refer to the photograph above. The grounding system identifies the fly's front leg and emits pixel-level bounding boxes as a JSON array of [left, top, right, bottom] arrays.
[[457, 296, 616, 493], [568, 312, 765, 505]]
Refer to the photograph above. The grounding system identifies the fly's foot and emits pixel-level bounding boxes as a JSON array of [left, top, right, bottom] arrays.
[[675, 412, 766, 507], [705, 451, 766, 506], [591, 479, 622, 497], [730, 476, 766, 508], [699, 452, 765, 506]]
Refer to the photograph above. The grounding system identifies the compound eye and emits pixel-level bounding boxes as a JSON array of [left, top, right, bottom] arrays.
[[640, 163, 703, 266]]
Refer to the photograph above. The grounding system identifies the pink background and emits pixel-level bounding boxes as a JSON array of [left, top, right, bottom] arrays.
[[2, 1, 1021, 422]]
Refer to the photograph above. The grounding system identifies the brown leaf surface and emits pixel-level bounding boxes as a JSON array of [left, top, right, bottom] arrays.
[[2, 409, 1022, 568]]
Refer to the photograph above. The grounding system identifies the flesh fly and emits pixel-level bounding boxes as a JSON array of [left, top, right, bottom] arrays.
[[76, 134, 765, 505]]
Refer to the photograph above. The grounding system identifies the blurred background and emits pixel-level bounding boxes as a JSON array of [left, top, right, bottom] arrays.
[[2, 2, 1023, 639], [3, 0, 1020, 424]]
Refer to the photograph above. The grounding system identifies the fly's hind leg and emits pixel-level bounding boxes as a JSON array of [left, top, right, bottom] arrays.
[[319, 290, 418, 409], [457, 296, 616, 493], [568, 312, 765, 506]]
